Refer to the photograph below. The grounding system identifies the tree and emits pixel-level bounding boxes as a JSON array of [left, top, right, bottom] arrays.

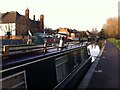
[[103, 17, 118, 38], [118, 16, 120, 39], [98, 29, 105, 39], [44, 27, 53, 35], [78, 31, 87, 41]]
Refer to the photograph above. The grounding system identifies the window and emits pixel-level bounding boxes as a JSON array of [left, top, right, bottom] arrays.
[[1, 71, 27, 90], [55, 55, 68, 82]]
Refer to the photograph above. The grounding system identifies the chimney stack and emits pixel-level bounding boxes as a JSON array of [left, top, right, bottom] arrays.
[[33, 15, 35, 20], [25, 8, 29, 18], [40, 14, 44, 32]]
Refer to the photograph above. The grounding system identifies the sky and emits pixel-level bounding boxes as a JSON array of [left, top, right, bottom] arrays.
[[0, 0, 119, 31]]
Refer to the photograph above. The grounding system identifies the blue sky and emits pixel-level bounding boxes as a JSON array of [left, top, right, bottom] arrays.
[[0, 0, 119, 31]]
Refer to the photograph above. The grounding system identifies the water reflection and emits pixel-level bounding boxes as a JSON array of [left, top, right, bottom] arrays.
[[87, 43, 100, 62]]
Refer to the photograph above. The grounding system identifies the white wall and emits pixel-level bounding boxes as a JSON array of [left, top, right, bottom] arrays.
[[0, 23, 16, 36]]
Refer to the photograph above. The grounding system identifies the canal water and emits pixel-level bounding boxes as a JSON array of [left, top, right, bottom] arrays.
[[87, 43, 100, 62]]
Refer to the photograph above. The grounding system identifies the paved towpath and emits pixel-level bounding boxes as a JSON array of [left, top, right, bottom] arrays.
[[77, 41, 120, 90]]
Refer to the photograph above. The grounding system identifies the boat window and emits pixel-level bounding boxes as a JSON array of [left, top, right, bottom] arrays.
[[55, 55, 68, 82], [1, 71, 27, 90]]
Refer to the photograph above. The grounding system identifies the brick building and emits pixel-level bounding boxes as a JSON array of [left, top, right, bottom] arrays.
[[0, 8, 44, 36], [58, 28, 80, 39]]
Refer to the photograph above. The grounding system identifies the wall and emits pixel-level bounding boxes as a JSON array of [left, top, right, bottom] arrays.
[[0, 23, 16, 36]]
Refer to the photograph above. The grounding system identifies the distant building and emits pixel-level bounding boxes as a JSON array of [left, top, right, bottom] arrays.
[[58, 28, 80, 40], [0, 8, 44, 36]]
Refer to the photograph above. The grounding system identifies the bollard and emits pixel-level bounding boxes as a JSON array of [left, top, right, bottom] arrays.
[[3, 45, 9, 54]]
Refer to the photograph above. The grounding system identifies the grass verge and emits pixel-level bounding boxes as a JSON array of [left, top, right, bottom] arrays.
[[108, 38, 120, 49]]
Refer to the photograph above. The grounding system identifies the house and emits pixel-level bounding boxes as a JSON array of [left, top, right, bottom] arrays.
[[58, 28, 80, 41], [0, 8, 44, 36]]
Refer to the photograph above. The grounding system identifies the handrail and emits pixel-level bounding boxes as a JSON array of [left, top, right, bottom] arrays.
[[1, 44, 74, 56], [1, 41, 83, 57], [2, 44, 44, 55]]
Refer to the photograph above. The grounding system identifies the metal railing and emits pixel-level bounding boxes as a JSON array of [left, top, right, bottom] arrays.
[[1, 43, 79, 57]]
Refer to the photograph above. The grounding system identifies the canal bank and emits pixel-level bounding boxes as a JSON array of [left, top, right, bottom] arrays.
[[77, 41, 120, 89]]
